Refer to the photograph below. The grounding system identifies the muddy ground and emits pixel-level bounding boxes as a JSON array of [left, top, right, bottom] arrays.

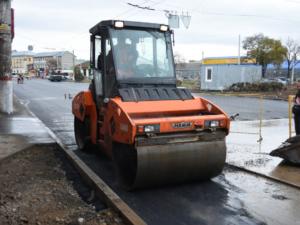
[[0, 144, 123, 225]]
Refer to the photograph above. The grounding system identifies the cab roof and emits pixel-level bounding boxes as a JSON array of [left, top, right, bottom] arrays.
[[90, 20, 168, 35]]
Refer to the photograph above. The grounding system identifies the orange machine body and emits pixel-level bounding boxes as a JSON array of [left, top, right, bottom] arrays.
[[72, 90, 230, 158]]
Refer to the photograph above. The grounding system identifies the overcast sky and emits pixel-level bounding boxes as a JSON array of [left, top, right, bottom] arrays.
[[11, 0, 300, 61]]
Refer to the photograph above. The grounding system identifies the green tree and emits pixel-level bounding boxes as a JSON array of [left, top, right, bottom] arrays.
[[74, 66, 84, 81], [243, 34, 287, 77]]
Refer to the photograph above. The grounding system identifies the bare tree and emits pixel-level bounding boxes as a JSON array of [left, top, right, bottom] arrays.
[[174, 52, 186, 65], [285, 38, 300, 82], [46, 58, 57, 73]]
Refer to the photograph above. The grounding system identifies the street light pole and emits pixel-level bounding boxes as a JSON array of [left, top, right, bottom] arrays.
[[72, 49, 75, 80], [0, 0, 13, 114], [56, 55, 59, 71], [238, 34, 241, 65]]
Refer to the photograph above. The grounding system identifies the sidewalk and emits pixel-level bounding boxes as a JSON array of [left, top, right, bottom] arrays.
[[0, 97, 54, 160]]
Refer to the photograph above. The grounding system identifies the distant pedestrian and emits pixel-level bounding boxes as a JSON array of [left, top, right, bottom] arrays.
[[17, 74, 23, 84], [293, 89, 300, 135]]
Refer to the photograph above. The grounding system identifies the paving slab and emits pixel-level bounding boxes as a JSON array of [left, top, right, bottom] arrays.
[[227, 119, 300, 188]]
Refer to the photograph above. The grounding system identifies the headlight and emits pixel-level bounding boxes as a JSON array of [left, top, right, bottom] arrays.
[[205, 120, 220, 128], [137, 124, 160, 133], [114, 21, 124, 28], [160, 25, 169, 31], [144, 125, 155, 132]]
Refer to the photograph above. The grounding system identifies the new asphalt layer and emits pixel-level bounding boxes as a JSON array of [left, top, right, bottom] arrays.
[[13, 79, 300, 225]]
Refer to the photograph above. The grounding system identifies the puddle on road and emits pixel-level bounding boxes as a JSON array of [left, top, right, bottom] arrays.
[[226, 118, 300, 202], [226, 119, 300, 187], [218, 167, 300, 225]]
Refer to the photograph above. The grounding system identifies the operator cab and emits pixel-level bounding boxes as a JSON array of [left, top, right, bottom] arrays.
[[89, 20, 193, 103]]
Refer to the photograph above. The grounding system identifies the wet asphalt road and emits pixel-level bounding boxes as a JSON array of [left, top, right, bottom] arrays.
[[14, 79, 300, 225], [194, 93, 288, 121]]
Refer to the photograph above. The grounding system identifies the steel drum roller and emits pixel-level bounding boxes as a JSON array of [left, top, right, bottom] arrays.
[[113, 139, 226, 189]]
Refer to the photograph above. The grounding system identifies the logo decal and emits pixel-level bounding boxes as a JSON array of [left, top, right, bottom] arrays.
[[172, 122, 192, 129]]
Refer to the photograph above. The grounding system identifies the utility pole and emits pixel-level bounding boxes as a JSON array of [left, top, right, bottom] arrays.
[[56, 55, 59, 71], [0, 0, 13, 114], [72, 50, 75, 68], [72, 50, 75, 80], [238, 34, 241, 65]]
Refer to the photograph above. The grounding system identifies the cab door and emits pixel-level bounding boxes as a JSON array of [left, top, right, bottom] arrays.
[[91, 35, 103, 106]]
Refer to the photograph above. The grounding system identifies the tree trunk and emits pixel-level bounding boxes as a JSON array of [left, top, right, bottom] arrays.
[[287, 61, 291, 79], [0, 0, 13, 114], [262, 64, 266, 78], [291, 64, 295, 84]]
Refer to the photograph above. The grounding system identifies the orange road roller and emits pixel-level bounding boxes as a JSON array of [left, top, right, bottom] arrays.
[[72, 20, 230, 189]]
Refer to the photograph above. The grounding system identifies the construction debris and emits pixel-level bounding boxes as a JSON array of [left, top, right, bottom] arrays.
[[270, 135, 300, 165]]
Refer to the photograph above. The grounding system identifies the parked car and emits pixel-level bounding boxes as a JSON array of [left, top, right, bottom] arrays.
[[11, 73, 18, 79], [261, 78, 276, 83], [276, 77, 289, 85], [48, 74, 63, 82], [261, 77, 289, 85], [61, 72, 70, 80]]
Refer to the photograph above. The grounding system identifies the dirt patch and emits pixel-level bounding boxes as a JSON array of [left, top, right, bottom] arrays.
[[0, 135, 32, 160], [0, 144, 124, 225]]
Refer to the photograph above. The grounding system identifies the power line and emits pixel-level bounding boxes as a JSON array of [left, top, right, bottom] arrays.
[[126, 0, 175, 14], [117, 0, 168, 22], [127, 2, 155, 10], [126, 0, 191, 29], [114, 0, 151, 19]]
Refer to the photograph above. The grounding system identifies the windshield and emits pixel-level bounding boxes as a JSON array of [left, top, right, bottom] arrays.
[[110, 29, 175, 81]]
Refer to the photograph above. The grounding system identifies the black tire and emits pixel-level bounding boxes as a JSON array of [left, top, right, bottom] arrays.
[[74, 117, 93, 152]]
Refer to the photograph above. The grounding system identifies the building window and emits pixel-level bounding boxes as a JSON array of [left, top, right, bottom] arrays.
[[205, 67, 213, 82]]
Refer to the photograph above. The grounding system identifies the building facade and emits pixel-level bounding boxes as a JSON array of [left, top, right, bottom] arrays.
[[76, 61, 90, 77], [202, 56, 256, 65], [33, 51, 76, 72], [11, 51, 35, 74], [200, 64, 262, 90], [198, 56, 261, 90]]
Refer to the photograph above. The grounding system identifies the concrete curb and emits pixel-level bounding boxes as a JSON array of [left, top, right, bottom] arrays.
[[16, 96, 147, 225]]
